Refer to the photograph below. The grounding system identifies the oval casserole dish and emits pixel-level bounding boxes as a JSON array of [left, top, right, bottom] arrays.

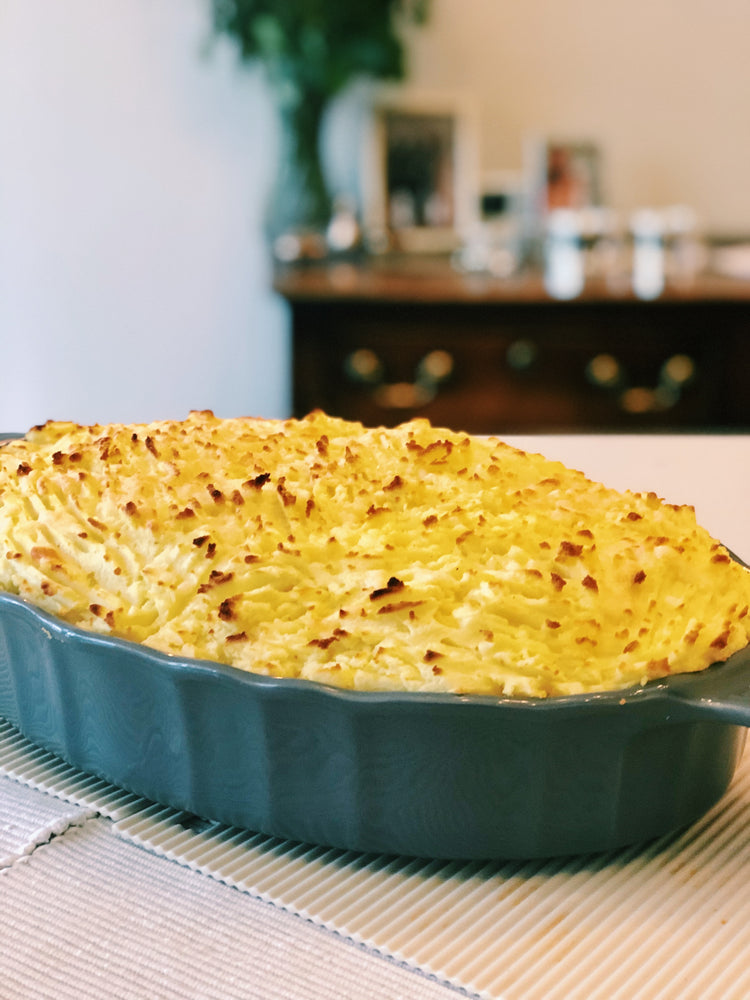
[[1, 589, 749, 859]]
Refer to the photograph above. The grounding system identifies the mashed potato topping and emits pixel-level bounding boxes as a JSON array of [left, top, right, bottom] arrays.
[[1, 410, 749, 697]]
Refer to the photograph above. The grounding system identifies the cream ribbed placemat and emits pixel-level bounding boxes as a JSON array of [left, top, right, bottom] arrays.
[[2, 717, 749, 1000], [0, 805, 468, 1000]]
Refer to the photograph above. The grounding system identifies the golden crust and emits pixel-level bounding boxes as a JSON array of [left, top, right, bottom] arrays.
[[1, 410, 749, 697]]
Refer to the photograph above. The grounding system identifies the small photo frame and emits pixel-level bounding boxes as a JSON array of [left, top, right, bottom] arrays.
[[524, 136, 603, 228], [363, 91, 479, 253]]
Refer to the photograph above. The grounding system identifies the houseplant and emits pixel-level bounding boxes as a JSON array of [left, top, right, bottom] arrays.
[[210, 0, 429, 259]]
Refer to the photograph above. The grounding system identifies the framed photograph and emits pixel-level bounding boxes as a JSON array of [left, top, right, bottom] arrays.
[[524, 136, 603, 232], [363, 91, 479, 253]]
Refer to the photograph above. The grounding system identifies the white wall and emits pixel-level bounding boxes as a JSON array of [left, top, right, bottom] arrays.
[[0, 0, 289, 430]]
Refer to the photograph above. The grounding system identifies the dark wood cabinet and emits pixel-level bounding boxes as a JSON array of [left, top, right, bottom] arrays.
[[275, 258, 750, 434]]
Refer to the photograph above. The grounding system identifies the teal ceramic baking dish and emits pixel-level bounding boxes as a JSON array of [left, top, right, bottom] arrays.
[[0, 589, 748, 859]]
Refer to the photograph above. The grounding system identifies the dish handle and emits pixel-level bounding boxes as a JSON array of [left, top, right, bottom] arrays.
[[663, 647, 750, 727]]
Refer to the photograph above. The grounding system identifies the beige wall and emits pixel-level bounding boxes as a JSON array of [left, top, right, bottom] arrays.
[[402, 0, 750, 234]]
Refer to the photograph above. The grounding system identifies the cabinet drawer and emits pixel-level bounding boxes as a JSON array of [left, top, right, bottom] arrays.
[[292, 300, 732, 433]]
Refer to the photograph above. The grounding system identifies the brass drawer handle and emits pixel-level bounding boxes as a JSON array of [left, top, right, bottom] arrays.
[[344, 349, 455, 409], [345, 348, 383, 383], [506, 339, 538, 371], [585, 352, 696, 413], [585, 353, 622, 388]]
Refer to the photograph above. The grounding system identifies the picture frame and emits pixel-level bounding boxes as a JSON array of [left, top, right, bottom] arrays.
[[363, 91, 479, 253], [523, 135, 603, 234]]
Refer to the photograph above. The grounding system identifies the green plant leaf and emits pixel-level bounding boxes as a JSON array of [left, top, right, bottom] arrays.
[[210, 0, 429, 94]]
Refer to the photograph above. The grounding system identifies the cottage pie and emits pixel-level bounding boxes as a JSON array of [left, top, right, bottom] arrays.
[[1, 411, 748, 697]]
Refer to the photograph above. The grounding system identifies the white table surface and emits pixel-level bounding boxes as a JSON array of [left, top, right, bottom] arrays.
[[1, 433, 749, 1000]]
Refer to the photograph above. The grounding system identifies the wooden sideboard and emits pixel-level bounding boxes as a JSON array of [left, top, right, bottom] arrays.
[[274, 257, 750, 434]]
